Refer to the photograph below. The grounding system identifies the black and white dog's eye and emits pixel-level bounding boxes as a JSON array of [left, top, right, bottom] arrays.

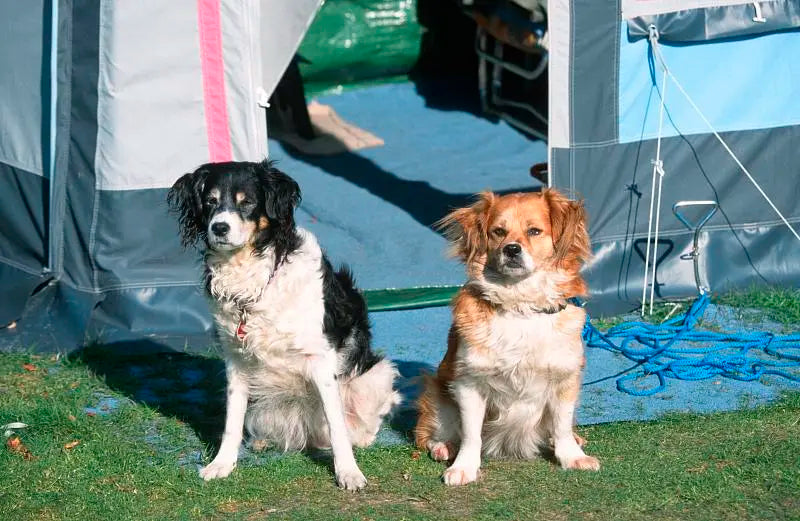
[[239, 199, 254, 207], [205, 197, 218, 206]]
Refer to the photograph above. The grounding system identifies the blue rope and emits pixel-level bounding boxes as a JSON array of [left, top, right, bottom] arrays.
[[581, 293, 800, 396]]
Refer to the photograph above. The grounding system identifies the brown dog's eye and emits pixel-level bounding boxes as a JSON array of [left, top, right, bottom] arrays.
[[527, 227, 542, 237], [492, 227, 507, 238]]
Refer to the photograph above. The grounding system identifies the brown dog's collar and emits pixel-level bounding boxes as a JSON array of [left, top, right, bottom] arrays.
[[498, 301, 568, 315], [536, 302, 568, 314], [464, 282, 569, 314]]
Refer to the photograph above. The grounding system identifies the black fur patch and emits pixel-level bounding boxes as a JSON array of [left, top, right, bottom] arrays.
[[254, 162, 302, 269], [319, 255, 381, 377]]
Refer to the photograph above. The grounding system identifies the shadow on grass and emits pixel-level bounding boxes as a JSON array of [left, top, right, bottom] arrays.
[[71, 340, 227, 450], [71, 340, 431, 455]]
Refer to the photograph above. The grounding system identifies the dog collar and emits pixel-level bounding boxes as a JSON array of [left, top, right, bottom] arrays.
[[231, 258, 287, 343], [537, 302, 568, 314], [493, 300, 568, 314], [233, 274, 276, 342], [236, 319, 247, 341], [235, 306, 250, 342]]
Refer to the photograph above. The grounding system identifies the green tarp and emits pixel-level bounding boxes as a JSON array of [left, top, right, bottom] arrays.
[[298, 0, 423, 95]]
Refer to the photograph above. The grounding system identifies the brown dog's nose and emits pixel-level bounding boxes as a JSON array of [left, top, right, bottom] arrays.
[[503, 243, 522, 257]]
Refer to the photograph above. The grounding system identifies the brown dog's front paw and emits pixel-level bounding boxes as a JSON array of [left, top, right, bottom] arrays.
[[429, 441, 454, 462]]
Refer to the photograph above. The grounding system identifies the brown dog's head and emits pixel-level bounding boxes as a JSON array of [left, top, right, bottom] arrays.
[[436, 189, 591, 297]]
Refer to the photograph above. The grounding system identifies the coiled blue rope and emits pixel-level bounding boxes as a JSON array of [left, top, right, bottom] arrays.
[[581, 292, 800, 396]]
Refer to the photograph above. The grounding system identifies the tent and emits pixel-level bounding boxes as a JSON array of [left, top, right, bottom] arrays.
[[548, 0, 800, 312], [0, 0, 322, 349], [2, 0, 799, 352]]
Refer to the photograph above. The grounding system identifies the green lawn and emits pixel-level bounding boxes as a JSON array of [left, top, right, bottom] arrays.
[[1, 350, 799, 521], [2, 286, 800, 520], [591, 286, 800, 331]]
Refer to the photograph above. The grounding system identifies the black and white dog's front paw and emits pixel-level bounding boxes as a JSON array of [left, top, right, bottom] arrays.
[[335, 465, 367, 491], [199, 458, 237, 481]]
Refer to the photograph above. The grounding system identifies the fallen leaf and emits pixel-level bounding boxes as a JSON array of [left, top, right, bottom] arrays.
[[64, 440, 80, 450], [402, 472, 411, 481], [68, 415, 76, 422], [687, 463, 709, 473], [411, 451, 420, 460], [22, 363, 37, 372], [70, 382, 79, 389], [6, 436, 34, 460]]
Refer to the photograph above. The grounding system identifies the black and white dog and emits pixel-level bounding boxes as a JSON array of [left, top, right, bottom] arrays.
[[168, 160, 400, 490]]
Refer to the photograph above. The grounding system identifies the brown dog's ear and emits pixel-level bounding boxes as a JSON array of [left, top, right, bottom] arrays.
[[435, 191, 495, 264], [542, 188, 591, 268]]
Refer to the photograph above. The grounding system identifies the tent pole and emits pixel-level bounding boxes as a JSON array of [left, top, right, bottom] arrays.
[[45, 0, 60, 277]]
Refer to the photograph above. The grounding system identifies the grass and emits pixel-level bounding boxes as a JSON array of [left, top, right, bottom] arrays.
[[591, 284, 800, 332], [591, 300, 691, 331], [2, 284, 799, 520], [715, 286, 800, 330], [1, 351, 799, 521]]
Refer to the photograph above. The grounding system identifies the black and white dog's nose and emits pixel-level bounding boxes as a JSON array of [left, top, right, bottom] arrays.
[[503, 243, 522, 257], [211, 222, 230, 236]]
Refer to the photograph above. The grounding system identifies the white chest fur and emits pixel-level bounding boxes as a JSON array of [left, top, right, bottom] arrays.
[[459, 307, 585, 402], [207, 229, 328, 367], [491, 310, 582, 372]]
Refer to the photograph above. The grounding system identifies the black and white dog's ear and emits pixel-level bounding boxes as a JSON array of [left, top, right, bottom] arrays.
[[258, 160, 301, 229], [167, 167, 208, 248]]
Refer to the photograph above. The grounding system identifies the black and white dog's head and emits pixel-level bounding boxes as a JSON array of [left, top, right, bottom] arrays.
[[168, 160, 301, 262]]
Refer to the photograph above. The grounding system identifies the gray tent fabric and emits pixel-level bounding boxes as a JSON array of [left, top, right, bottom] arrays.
[[0, 0, 55, 323], [3, 0, 799, 350], [627, 1, 800, 42], [0, 0, 320, 351], [549, 0, 800, 315], [621, 0, 761, 19]]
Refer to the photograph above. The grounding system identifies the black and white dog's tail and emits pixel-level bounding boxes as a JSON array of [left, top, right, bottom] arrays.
[[320, 255, 381, 378]]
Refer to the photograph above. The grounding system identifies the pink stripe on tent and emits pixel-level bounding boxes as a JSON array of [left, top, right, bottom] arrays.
[[197, 0, 232, 162]]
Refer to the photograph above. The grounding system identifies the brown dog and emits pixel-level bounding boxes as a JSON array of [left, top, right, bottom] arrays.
[[415, 189, 598, 486]]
